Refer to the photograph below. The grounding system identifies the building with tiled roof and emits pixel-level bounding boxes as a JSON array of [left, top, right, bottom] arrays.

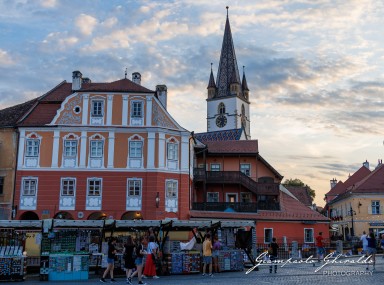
[[324, 162, 371, 203], [11, 70, 191, 221], [326, 161, 384, 239], [0, 98, 39, 219]]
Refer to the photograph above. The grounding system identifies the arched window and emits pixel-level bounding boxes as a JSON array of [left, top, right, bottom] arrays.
[[218, 103, 226, 114]]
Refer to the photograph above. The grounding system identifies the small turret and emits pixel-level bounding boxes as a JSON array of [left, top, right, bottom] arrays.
[[207, 63, 216, 99]]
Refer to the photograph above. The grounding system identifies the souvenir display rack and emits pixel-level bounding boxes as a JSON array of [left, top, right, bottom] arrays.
[[0, 246, 26, 281]]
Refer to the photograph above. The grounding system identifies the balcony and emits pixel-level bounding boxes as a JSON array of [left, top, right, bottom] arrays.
[[193, 169, 280, 196], [192, 202, 258, 212], [192, 201, 280, 212]]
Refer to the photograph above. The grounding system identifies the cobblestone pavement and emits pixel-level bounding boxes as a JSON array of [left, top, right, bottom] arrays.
[[21, 255, 384, 285]]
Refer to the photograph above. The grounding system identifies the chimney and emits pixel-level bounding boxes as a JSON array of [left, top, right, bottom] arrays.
[[72, 70, 82, 91], [132, 72, 141, 85], [156, 85, 167, 109], [330, 178, 337, 189], [363, 160, 369, 169], [82, 77, 91, 84]]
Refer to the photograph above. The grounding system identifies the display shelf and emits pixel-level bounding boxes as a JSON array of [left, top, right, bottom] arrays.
[[48, 254, 89, 281]]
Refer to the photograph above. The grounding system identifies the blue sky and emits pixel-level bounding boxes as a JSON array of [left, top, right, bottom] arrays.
[[1, 0, 384, 206]]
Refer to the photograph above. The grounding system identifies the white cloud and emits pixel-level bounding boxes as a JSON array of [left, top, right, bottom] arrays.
[[75, 14, 98, 36], [39, 0, 57, 8], [0, 49, 14, 65]]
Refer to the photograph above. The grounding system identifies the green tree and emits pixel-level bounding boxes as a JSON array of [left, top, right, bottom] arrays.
[[282, 178, 316, 200]]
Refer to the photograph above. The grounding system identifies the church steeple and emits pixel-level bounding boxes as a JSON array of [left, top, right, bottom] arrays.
[[216, 6, 241, 98]]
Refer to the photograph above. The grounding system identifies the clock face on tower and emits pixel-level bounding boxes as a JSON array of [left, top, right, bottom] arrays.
[[216, 115, 227, 128]]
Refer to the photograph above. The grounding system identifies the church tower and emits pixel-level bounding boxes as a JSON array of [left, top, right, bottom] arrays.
[[206, 7, 251, 140]]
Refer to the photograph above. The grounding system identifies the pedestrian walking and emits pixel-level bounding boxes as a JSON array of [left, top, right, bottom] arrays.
[[100, 237, 117, 283], [269, 237, 279, 273], [212, 235, 221, 273], [366, 232, 377, 270], [360, 231, 368, 255], [143, 235, 160, 279], [130, 236, 147, 285], [123, 235, 136, 284]]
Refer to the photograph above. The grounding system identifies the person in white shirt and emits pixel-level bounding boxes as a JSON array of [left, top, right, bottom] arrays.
[[360, 231, 368, 255]]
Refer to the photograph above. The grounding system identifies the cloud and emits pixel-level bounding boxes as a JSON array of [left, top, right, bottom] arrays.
[[39, 0, 57, 8], [0, 49, 14, 65], [75, 14, 98, 36]]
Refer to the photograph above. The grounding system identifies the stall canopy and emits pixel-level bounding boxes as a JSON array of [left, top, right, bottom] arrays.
[[53, 219, 105, 228], [0, 220, 42, 229], [115, 220, 162, 230]]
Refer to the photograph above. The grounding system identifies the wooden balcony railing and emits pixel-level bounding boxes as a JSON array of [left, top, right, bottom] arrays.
[[192, 201, 280, 212], [193, 169, 280, 195]]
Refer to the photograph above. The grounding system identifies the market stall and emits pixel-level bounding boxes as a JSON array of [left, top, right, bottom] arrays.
[[0, 220, 42, 281], [40, 219, 104, 281], [109, 220, 163, 274]]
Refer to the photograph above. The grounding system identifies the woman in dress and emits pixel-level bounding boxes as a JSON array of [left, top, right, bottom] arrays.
[[123, 235, 136, 284], [143, 235, 160, 279]]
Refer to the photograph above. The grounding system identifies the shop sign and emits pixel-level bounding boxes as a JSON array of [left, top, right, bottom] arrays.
[[369, 222, 384, 226]]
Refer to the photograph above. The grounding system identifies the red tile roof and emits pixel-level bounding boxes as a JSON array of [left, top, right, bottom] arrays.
[[0, 98, 38, 127], [19, 103, 62, 126], [325, 166, 371, 200], [16, 77, 155, 127], [204, 140, 258, 154], [80, 78, 154, 93], [284, 186, 313, 206], [190, 192, 329, 222], [350, 164, 384, 193]]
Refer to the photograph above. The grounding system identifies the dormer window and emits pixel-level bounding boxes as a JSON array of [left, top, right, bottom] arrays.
[[91, 100, 104, 117]]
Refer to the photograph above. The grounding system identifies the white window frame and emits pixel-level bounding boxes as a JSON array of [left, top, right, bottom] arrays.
[[64, 140, 78, 157], [207, 192, 219, 202], [240, 163, 251, 176], [128, 179, 142, 197], [167, 142, 178, 161], [131, 101, 143, 118], [22, 178, 38, 196], [240, 192, 252, 203], [90, 140, 103, 158], [372, 201, 380, 214], [304, 228, 314, 243], [264, 228, 273, 244], [25, 139, 40, 157], [166, 180, 178, 198], [61, 178, 76, 196], [91, 99, 104, 117], [129, 141, 143, 158], [87, 178, 102, 196], [210, 163, 221, 171]]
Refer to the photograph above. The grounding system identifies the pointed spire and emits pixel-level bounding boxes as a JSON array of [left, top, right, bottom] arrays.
[[216, 7, 241, 98], [242, 66, 249, 91], [207, 63, 216, 88]]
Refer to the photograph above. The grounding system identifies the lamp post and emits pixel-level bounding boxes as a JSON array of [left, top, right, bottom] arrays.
[[348, 207, 356, 236]]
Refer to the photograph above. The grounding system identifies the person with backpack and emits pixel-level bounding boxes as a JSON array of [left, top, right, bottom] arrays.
[[123, 235, 136, 285]]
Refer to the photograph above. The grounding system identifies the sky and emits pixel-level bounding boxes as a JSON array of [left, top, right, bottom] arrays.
[[1, 0, 384, 207]]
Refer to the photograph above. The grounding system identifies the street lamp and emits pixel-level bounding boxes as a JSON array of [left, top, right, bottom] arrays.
[[348, 207, 356, 236]]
